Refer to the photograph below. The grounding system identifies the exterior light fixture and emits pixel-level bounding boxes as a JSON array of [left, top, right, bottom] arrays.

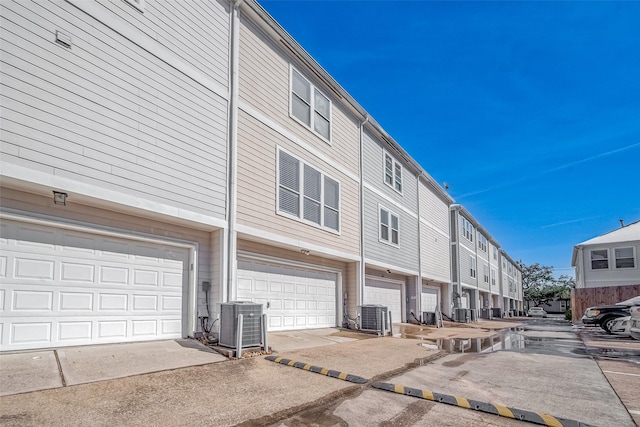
[[53, 191, 67, 205]]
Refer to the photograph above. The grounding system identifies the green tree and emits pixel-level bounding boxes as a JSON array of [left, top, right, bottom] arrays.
[[517, 262, 575, 307]]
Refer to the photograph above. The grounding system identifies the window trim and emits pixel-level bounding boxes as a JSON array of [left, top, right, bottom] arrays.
[[289, 65, 332, 144], [479, 234, 487, 252], [614, 246, 636, 269], [378, 204, 400, 247], [483, 263, 489, 283], [491, 268, 497, 286], [462, 217, 474, 242], [470, 256, 477, 278], [276, 147, 341, 234], [492, 246, 498, 260], [589, 248, 610, 270], [382, 150, 403, 194]]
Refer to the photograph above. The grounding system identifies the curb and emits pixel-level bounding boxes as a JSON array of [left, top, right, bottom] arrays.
[[265, 355, 367, 384], [372, 382, 592, 427]]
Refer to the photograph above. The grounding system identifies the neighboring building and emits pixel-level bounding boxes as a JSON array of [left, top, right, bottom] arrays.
[[0, 0, 523, 352], [500, 250, 524, 315], [572, 220, 640, 289], [0, 0, 230, 351]]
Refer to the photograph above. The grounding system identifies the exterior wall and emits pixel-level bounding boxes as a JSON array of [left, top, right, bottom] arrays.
[[489, 242, 500, 295], [235, 15, 360, 258], [1, 188, 216, 331], [1, 1, 229, 219], [419, 180, 451, 283], [577, 242, 640, 288], [238, 15, 360, 178], [363, 187, 419, 273], [362, 130, 419, 272]]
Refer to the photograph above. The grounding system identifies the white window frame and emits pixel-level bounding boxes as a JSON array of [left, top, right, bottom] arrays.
[[493, 246, 498, 260], [491, 268, 497, 286], [289, 65, 332, 143], [462, 217, 474, 242], [124, 0, 145, 12], [479, 235, 487, 252], [378, 204, 400, 247], [470, 256, 476, 278], [276, 147, 341, 234], [614, 247, 636, 269], [590, 248, 610, 270], [382, 150, 403, 194], [483, 263, 489, 283]]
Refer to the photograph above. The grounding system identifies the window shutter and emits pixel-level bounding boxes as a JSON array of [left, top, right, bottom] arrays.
[[279, 151, 300, 216], [303, 165, 321, 224], [324, 176, 339, 231]]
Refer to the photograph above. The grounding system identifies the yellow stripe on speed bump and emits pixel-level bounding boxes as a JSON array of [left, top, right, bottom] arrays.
[[303, 364, 311, 371], [538, 413, 563, 427], [320, 368, 329, 375], [338, 372, 348, 380], [394, 384, 405, 394], [455, 397, 471, 409], [274, 356, 283, 363], [495, 404, 515, 419], [422, 390, 435, 401]]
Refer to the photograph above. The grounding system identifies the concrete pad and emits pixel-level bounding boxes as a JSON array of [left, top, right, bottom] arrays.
[[520, 331, 577, 339], [57, 339, 226, 386], [269, 328, 361, 352], [0, 351, 62, 396], [274, 336, 441, 380]]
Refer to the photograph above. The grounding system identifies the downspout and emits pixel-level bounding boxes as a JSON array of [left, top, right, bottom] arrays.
[[227, 0, 243, 301], [358, 115, 369, 310], [415, 172, 424, 322]]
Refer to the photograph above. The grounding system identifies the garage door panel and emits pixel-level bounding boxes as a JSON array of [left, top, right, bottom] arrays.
[[237, 260, 337, 332], [0, 220, 188, 351], [421, 287, 438, 312], [364, 279, 403, 322]]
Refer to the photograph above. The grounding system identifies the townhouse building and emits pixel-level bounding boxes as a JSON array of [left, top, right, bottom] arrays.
[[0, 0, 230, 351], [0, 0, 522, 352], [450, 205, 523, 315]]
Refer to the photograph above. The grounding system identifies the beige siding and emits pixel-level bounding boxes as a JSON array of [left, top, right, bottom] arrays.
[[238, 15, 360, 177], [236, 111, 359, 256], [1, 188, 217, 331], [419, 182, 449, 233], [1, 1, 228, 218], [345, 262, 358, 319]]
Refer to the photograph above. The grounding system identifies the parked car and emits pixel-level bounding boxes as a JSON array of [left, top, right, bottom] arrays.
[[581, 296, 640, 334], [527, 307, 547, 318], [608, 316, 631, 336], [629, 304, 640, 341]]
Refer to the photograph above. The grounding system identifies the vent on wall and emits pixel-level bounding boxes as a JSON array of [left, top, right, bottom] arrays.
[[219, 301, 263, 348]]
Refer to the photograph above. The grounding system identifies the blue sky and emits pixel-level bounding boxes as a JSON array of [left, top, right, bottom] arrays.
[[260, 0, 640, 277]]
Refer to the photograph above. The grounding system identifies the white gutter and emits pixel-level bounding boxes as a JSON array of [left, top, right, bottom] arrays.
[[416, 172, 424, 318], [226, 0, 243, 301]]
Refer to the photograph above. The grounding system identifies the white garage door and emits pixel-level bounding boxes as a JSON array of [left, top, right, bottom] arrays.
[[364, 278, 403, 322], [237, 260, 337, 331], [421, 286, 439, 312], [0, 219, 189, 352]]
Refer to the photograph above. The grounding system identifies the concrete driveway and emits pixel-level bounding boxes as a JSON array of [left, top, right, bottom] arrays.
[[0, 339, 226, 396]]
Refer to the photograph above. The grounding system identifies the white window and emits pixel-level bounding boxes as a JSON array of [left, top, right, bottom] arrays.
[[470, 256, 476, 278], [590, 249, 609, 270], [290, 67, 331, 141], [379, 206, 399, 246], [461, 217, 474, 242], [614, 247, 635, 269], [483, 264, 489, 283], [278, 149, 340, 232], [383, 151, 403, 193], [493, 246, 498, 260], [491, 268, 497, 286], [479, 235, 487, 252]]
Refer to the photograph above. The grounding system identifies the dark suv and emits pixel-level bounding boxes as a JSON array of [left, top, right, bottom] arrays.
[[581, 296, 640, 333]]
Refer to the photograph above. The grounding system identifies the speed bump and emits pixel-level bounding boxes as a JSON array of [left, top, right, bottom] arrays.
[[265, 355, 366, 384], [372, 382, 591, 427]]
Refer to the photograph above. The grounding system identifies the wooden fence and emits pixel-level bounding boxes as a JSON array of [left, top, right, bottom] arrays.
[[571, 284, 640, 322]]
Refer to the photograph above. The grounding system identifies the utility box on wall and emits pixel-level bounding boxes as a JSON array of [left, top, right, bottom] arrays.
[[219, 301, 263, 348]]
